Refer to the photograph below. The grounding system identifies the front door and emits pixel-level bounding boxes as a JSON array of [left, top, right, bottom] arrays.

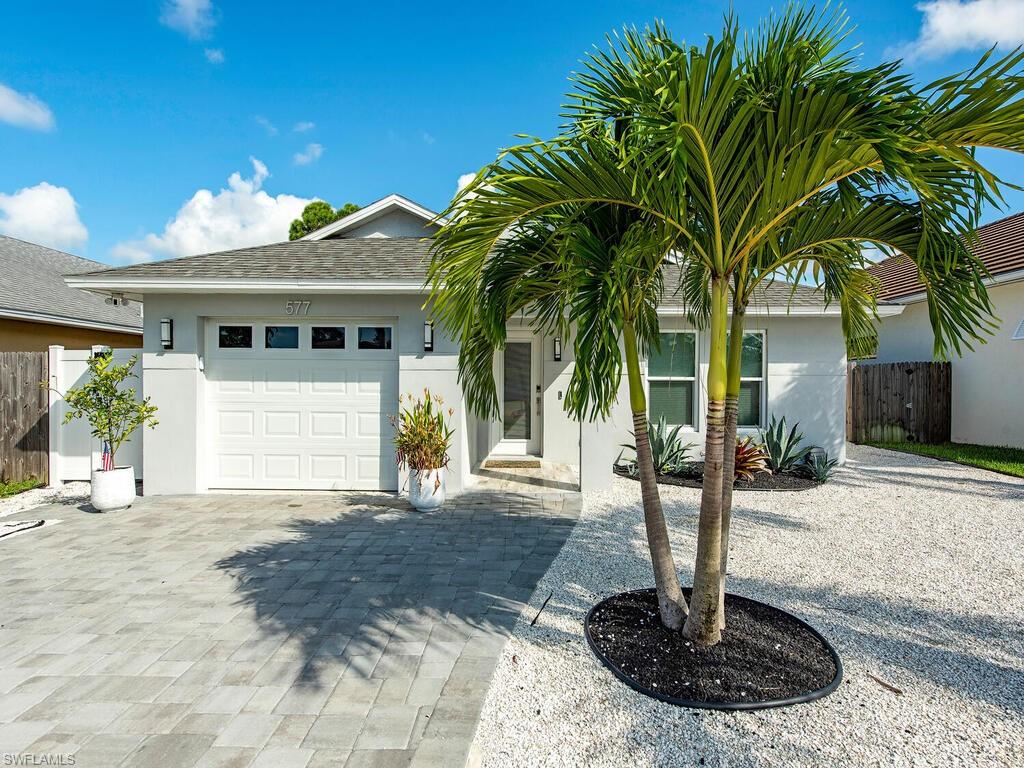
[[497, 336, 541, 455]]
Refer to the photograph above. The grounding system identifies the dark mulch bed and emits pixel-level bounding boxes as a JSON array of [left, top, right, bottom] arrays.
[[585, 588, 841, 710], [613, 463, 821, 491]]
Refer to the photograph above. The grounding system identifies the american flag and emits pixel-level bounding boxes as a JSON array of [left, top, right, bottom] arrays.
[[101, 442, 114, 471]]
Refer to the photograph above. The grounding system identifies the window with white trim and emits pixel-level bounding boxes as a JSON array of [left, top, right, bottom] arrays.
[[1013, 317, 1024, 341], [647, 332, 697, 427], [727, 331, 765, 427]]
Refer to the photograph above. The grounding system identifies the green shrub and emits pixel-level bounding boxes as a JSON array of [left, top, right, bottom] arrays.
[[802, 451, 838, 482], [618, 416, 695, 475], [759, 415, 812, 473]]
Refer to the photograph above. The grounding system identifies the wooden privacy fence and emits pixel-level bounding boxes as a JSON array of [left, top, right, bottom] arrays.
[[847, 361, 951, 444], [0, 351, 49, 484]]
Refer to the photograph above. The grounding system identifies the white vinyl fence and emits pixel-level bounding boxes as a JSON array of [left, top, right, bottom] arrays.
[[47, 345, 144, 486]]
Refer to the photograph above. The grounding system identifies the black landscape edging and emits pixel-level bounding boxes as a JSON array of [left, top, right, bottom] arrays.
[[584, 588, 843, 711]]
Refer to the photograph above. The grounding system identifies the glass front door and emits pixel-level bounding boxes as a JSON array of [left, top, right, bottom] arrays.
[[503, 342, 532, 440]]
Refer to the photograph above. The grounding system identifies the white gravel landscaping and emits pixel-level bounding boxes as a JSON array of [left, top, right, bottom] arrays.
[[0, 481, 89, 518], [475, 445, 1024, 767]]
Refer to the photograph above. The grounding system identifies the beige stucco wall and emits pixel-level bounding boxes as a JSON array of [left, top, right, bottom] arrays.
[[875, 279, 1024, 449], [0, 317, 141, 352]]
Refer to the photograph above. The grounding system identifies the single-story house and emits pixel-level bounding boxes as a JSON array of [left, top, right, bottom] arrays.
[[870, 211, 1024, 449], [66, 194, 875, 495], [0, 235, 142, 351]]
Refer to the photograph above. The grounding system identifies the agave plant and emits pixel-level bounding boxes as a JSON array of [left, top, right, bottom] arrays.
[[734, 437, 769, 482], [759, 416, 813, 473], [802, 451, 839, 482], [619, 416, 695, 475]]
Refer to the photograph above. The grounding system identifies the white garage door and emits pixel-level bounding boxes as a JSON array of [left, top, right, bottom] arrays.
[[205, 318, 399, 490]]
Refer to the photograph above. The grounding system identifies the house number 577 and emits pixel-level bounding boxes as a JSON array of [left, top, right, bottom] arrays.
[[285, 300, 311, 315]]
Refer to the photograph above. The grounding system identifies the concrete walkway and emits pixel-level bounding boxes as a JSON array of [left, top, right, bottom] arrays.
[[0, 489, 580, 768]]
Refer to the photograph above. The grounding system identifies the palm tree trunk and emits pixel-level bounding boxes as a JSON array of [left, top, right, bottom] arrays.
[[683, 277, 729, 646], [623, 320, 688, 630], [718, 304, 746, 629]]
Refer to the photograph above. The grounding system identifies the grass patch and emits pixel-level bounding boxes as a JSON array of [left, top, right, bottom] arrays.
[[0, 477, 43, 499], [866, 441, 1024, 479]]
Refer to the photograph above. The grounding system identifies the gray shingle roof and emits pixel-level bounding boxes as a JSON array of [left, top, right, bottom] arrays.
[[0, 236, 142, 331], [72, 237, 831, 309], [659, 265, 830, 310], [74, 238, 433, 281]]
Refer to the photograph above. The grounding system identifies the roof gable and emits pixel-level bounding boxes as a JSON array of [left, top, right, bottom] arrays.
[[303, 194, 443, 240]]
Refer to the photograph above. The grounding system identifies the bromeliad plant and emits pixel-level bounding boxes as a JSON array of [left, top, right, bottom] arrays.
[[428, 6, 1024, 646], [734, 437, 769, 482], [760, 416, 813, 474], [618, 416, 695, 476], [52, 351, 158, 468], [390, 389, 455, 473]]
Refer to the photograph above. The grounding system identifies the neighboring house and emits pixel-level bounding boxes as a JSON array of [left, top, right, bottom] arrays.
[[870, 211, 1024, 449], [66, 193, 873, 496], [0, 235, 142, 351]]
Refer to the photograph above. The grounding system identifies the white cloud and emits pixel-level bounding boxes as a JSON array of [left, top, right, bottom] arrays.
[[0, 182, 87, 249], [255, 115, 277, 136], [0, 83, 55, 131], [110, 158, 311, 263], [293, 121, 315, 133], [160, 0, 218, 40], [204, 47, 225, 64], [897, 0, 1024, 59], [456, 172, 477, 193], [293, 143, 324, 166]]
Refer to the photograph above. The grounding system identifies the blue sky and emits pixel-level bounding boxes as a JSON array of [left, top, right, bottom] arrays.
[[2, 0, 1023, 264]]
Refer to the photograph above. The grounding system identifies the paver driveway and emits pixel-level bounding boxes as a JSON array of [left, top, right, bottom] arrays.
[[0, 489, 580, 767]]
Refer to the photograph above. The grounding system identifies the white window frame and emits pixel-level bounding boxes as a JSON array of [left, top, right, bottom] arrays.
[[736, 330, 766, 429], [647, 330, 698, 429], [1012, 317, 1024, 341]]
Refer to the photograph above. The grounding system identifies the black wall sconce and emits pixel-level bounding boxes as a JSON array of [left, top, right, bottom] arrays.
[[553, 336, 562, 362], [424, 320, 434, 352], [160, 318, 174, 350]]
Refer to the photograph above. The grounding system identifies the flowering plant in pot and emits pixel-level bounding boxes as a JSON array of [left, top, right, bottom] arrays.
[[54, 351, 158, 511], [390, 389, 454, 511]]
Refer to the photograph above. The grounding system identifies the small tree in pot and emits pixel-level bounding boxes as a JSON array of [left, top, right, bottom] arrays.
[[391, 389, 454, 511], [55, 351, 158, 511]]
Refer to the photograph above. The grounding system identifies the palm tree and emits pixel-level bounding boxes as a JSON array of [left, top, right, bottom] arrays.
[[430, 8, 1024, 647], [430, 166, 690, 629]]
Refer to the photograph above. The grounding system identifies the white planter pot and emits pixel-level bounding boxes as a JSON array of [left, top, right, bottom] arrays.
[[90, 466, 136, 511], [408, 468, 446, 511]]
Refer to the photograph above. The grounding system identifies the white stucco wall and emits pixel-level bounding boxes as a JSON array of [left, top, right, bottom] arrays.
[[602, 313, 850, 464], [875, 280, 1024, 448], [140, 292, 467, 495]]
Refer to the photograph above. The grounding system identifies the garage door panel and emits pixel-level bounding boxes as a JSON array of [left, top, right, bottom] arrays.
[[310, 455, 347, 482], [310, 411, 347, 438], [206, 319, 398, 490], [264, 411, 302, 437], [218, 454, 255, 481], [264, 454, 301, 481], [218, 410, 254, 438]]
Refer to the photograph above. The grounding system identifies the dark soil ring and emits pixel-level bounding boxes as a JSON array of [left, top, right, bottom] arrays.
[[585, 588, 842, 711]]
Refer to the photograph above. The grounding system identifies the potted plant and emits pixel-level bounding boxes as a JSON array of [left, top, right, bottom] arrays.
[[391, 389, 454, 511], [54, 351, 158, 511]]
